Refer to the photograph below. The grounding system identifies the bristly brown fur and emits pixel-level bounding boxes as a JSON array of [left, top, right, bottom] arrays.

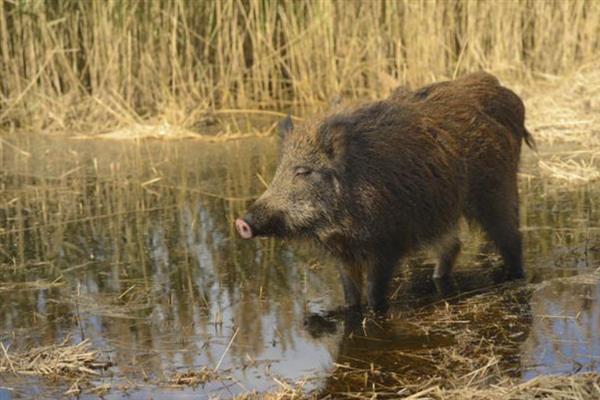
[[240, 72, 532, 312]]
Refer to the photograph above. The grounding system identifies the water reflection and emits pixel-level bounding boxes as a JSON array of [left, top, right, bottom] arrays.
[[523, 275, 600, 377], [0, 135, 598, 398]]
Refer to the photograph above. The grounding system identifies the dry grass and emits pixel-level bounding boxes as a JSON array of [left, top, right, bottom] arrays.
[[0, 277, 64, 292], [523, 62, 600, 184], [167, 367, 231, 387], [233, 379, 308, 400], [526, 63, 600, 147], [538, 154, 600, 184], [172, 371, 600, 400], [0, 337, 111, 379], [407, 373, 600, 400], [1, 0, 600, 135]]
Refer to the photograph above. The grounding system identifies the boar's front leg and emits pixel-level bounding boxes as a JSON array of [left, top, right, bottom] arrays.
[[366, 255, 398, 314], [337, 264, 362, 312]]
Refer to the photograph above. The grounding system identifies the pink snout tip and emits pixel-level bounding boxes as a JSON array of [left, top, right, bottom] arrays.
[[235, 218, 253, 239]]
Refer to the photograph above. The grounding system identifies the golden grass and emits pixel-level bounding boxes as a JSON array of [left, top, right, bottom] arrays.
[[521, 62, 600, 184], [1, 0, 600, 135], [167, 368, 231, 387], [0, 337, 111, 378], [406, 373, 600, 400], [233, 379, 308, 400], [538, 154, 600, 184], [526, 63, 600, 147], [0, 277, 64, 292], [250, 373, 600, 400]]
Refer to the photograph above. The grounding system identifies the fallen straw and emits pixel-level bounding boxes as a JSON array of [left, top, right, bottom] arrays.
[[0, 337, 111, 379]]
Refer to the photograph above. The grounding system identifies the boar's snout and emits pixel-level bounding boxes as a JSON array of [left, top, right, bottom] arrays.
[[235, 199, 286, 239], [235, 216, 254, 239]]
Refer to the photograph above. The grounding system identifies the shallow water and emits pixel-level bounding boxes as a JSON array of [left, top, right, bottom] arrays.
[[0, 135, 598, 399]]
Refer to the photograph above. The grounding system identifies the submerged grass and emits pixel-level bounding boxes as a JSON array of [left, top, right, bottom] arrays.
[[167, 367, 232, 387], [237, 271, 600, 399], [0, 135, 597, 396], [3, 274, 600, 399], [319, 284, 532, 398], [1, 0, 600, 135]]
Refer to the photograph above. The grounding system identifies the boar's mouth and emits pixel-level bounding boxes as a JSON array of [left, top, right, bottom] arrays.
[[235, 207, 287, 239]]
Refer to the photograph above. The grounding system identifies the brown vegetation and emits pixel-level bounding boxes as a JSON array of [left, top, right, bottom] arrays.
[[0, 337, 111, 378], [1, 0, 600, 134]]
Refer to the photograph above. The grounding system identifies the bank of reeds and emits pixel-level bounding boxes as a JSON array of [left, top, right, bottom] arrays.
[[1, 0, 600, 134]]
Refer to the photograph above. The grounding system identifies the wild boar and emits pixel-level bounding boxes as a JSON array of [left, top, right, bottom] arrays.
[[235, 72, 534, 313]]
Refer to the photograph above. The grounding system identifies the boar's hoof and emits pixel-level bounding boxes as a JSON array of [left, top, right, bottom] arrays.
[[304, 313, 338, 338], [366, 303, 389, 318]]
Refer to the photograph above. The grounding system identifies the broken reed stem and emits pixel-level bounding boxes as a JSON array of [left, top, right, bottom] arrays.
[[215, 327, 239, 371]]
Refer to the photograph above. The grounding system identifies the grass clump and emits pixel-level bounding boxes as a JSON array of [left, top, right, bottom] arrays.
[[167, 367, 231, 387], [0, 337, 111, 378]]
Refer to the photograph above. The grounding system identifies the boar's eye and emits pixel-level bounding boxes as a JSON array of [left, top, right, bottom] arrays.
[[294, 166, 312, 177]]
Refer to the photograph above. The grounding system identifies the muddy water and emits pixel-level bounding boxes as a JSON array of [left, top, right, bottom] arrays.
[[0, 135, 598, 399]]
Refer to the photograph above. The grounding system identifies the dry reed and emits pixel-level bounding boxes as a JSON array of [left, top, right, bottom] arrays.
[[526, 63, 600, 147], [0, 277, 64, 292], [0, 337, 111, 378], [242, 373, 600, 400], [538, 155, 600, 184], [167, 367, 231, 387], [1, 0, 600, 135]]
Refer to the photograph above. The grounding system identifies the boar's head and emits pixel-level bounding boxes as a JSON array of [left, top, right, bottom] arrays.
[[235, 114, 351, 241]]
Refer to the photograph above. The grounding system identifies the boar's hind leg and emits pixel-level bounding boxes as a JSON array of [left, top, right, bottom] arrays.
[[473, 183, 524, 279], [433, 233, 462, 279]]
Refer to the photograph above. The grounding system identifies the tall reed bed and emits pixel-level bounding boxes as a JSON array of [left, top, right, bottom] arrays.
[[1, 0, 599, 133]]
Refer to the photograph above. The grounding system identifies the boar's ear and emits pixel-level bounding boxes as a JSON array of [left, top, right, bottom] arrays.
[[330, 94, 342, 108], [278, 114, 293, 140], [318, 120, 351, 169]]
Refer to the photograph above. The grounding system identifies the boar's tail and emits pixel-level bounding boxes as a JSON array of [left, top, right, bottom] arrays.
[[522, 127, 537, 152]]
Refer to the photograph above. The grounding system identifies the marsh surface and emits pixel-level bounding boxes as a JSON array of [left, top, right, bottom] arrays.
[[0, 135, 598, 399]]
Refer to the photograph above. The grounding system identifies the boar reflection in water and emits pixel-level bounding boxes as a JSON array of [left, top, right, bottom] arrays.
[[235, 72, 535, 313]]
